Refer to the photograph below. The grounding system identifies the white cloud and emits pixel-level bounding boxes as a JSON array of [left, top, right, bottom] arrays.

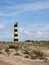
[[0, 23, 49, 41], [0, 30, 13, 41], [0, 24, 13, 40], [0, 23, 5, 29], [19, 23, 49, 40]]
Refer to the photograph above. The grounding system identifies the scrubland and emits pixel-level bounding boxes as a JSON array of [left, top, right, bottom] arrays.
[[0, 41, 49, 65]]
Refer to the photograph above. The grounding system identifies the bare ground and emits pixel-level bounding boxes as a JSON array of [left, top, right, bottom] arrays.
[[0, 55, 48, 65]]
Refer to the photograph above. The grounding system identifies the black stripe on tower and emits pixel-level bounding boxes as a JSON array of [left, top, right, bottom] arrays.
[[14, 39, 18, 41], [14, 29, 18, 32], [14, 34, 18, 36]]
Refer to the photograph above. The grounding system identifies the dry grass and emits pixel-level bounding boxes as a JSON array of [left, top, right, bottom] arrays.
[[0, 41, 48, 60], [0, 42, 49, 65]]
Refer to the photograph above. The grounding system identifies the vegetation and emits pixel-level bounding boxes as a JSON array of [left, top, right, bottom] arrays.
[[24, 55, 29, 58], [14, 53, 20, 56], [30, 50, 44, 59], [0, 41, 48, 60]]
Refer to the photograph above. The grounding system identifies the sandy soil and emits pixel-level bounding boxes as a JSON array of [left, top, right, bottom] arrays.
[[0, 54, 48, 65]]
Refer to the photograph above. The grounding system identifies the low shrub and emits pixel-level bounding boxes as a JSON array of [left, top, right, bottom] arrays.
[[5, 48, 10, 56], [0, 51, 2, 54], [30, 54, 37, 59], [23, 50, 29, 54], [24, 55, 29, 58], [9, 45, 18, 49], [30, 50, 44, 59], [5, 48, 9, 52], [14, 53, 20, 56]]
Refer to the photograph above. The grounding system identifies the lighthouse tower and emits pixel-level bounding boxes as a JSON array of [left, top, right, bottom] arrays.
[[14, 23, 18, 42]]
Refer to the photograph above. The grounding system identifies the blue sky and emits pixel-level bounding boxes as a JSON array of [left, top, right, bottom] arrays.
[[0, 0, 49, 42]]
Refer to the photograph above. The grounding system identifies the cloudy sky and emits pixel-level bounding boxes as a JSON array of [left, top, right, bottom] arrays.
[[0, 0, 49, 42]]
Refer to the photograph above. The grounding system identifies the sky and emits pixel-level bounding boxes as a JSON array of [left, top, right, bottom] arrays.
[[0, 0, 49, 42]]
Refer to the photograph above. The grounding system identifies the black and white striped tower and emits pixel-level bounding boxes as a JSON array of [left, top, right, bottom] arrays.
[[14, 23, 18, 42]]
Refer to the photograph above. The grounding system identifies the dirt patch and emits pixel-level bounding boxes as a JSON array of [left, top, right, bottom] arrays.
[[0, 55, 47, 65]]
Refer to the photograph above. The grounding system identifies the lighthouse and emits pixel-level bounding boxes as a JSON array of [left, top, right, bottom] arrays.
[[14, 23, 18, 42]]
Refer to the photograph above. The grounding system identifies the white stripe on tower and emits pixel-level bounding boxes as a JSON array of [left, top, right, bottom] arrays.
[[14, 23, 18, 42]]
